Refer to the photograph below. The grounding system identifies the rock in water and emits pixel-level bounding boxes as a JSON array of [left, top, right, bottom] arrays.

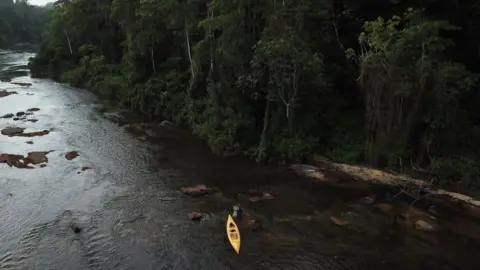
[[1, 127, 25, 136], [65, 151, 79, 160], [71, 223, 82, 233], [180, 185, 215, 197], [188, 212, 204, 221], [0, 90, 17, 98], [24, 151, 52, 165], [10, 82, 32, 87]]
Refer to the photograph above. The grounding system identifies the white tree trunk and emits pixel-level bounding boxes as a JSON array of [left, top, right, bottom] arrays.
[[151, 47, 156, 74], [185, 16, 195, 81], [64, 31, 72, 55]]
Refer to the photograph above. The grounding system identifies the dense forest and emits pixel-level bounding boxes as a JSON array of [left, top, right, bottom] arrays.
[[0, 0, 50, 48], [27, 0, 480, 188]]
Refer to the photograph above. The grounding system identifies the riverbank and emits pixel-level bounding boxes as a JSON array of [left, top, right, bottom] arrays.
[[96, 95, 480, 216], [96, 103, 480, 229], [299, 155, 480, 206]]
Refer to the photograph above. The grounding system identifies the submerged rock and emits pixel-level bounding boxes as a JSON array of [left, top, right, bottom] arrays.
[[374, 202, 442, 232], [188, 212, 205, 221], [415, 220, 438, 232], [1, 127, 25, 136], [240, 189, 275, 202], [0, 153, 31, 168], [238, 209, 267, 231], [249, 192, 275, 202], [290, 164, 328, 182], [1, 126, 49, 137], [24, 151, 53, 165], [361, 195, 376, 204], [246, 219, 263, 231], [330, 216, 349, 226], [373, 203, 395, 216], [180, 185, 215, 197], [71, 223, 82, 233], [0, 151, 53, 169], [65, 151, 79, 160], [0, 90, 17, 98], [10, 82, 32, 87], [13, 130, 49, 137], [77, 166, 91, 174]]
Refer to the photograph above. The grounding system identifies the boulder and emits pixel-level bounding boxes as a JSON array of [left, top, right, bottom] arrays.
[[1, 127, 25, 136], [12, 130, 49, 137], [0, 153, 33, 169], [180, 185, 215, 197], [65, 151, 79, 160], [24, 151, 52, 165], [330, 216, 349, 226], [188, 212, 205, 221], [0, 90, 17, 98], [249, 192, 275, 202], [414, 219, 439, 232], [10, 82, 32, 87]]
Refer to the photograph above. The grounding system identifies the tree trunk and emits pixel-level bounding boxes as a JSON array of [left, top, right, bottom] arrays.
[[64, 30, 72, 55], [184, 15, 195, 82], [257, 98, 271, 162], [151, 47, 156, 74], [288, 63, 298, 133]]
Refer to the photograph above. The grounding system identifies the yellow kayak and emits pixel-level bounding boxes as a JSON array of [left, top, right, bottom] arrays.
[[226, 215, 241, 254]]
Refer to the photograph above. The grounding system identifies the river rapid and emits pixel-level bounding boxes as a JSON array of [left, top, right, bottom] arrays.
[[1, 51, 480, 270]]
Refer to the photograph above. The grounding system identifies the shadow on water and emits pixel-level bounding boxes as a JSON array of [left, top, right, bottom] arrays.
[[1, 51, 480, 270]]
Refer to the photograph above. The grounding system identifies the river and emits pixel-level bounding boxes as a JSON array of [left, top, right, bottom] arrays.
[[1, 51, 479, 270]]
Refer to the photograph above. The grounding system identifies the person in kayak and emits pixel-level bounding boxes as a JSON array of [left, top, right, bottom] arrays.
[[232, 204, 243, 221]]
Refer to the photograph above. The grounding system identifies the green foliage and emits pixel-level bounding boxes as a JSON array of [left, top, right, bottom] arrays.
[[271, 131, 318, 164], [325, 125, 365, 164], [436, 156, 480, 187], [0, 0, 48, 48], [349, 8, 478, 170], [26, 0, 480, 188]]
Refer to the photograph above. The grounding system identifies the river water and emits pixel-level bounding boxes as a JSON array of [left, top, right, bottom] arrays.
[[0, 51, 479, 270]]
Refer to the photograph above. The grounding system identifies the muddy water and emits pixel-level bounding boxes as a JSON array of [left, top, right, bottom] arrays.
[[0, 51, 479, 270]]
